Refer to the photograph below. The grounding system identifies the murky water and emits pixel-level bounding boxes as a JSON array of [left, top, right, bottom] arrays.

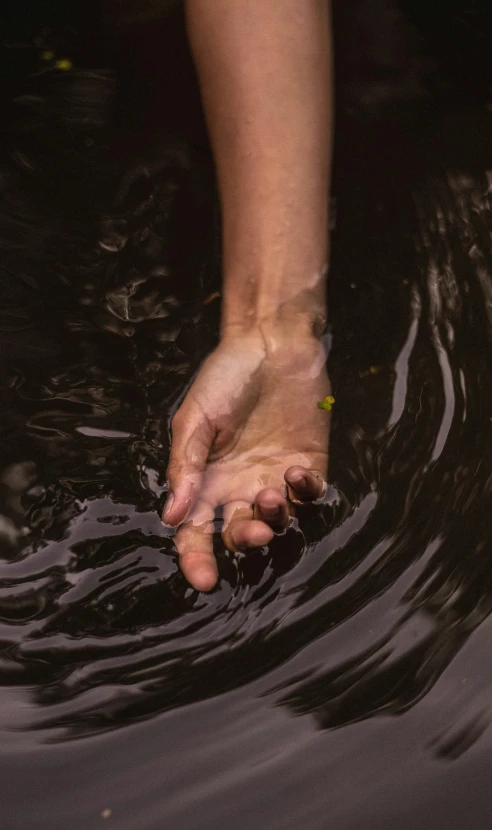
[[1, 2, 492, 828]]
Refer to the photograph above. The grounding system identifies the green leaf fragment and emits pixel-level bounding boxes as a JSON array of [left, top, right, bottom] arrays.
[[317, 395, 335, 412]]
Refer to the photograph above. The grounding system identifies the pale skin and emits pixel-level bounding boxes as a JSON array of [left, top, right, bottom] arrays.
[[163, 0, 333, 591]]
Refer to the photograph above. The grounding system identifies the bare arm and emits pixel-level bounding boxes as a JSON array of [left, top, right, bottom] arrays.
[[163, 0, 333, 590], [185, 0, 332, 339]]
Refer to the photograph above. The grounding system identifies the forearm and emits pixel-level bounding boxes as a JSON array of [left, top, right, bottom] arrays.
[[185, 0, 333, 341]]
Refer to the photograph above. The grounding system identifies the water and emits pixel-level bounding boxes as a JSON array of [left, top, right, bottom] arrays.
[[1, 2, 492, 828]]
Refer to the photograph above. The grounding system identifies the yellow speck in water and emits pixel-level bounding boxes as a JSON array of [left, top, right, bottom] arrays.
[[317, 395, 335, 412], [359, 364, 383, 378], [41, 51, 55, 61], [55, 58, 73, 71], [101, 808, 112, 819]]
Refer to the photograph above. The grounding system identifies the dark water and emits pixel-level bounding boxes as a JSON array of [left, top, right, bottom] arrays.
[[1, 2, 492, 828]]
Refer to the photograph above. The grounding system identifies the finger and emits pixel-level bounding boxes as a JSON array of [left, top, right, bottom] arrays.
[[284, 465, 326, 503], [222, 501, 275, 552], [253, 487, 291, 531], [163, 406, 215, 527], [174, 501, 218, 592]]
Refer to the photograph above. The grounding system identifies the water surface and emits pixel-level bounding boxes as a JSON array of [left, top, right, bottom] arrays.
[[1, 2, 492, 828]]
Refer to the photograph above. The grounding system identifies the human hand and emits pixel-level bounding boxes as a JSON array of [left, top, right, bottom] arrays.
[[162, 331, 331, 591]]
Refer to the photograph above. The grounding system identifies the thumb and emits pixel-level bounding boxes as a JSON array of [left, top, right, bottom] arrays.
[[162, 404, 215, 527]]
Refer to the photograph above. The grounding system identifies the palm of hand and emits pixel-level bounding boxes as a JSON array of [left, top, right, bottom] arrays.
[[163, 335, 330, 590]]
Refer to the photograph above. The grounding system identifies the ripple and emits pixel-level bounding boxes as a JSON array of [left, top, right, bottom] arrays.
[[0, 169, 490, 748]]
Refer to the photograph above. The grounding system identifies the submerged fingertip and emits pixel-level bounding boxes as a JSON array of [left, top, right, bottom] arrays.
[[248, 521, 275, 547], [287, 473, 308, 491], [180, 552, 218, 592], [190, 565, 218, 593], [285, 465, 306, 483]]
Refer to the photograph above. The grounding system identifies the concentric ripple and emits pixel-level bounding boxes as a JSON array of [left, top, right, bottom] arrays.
[[0, 161, 490, 751]]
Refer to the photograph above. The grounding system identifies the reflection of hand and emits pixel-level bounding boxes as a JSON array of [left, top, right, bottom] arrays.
[[162, 332, 331, 591]]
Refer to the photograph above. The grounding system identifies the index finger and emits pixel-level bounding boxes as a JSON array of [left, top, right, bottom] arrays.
[[174, 500, 218, 592]]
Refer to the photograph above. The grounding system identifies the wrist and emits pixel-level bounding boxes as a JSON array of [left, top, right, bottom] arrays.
[[220, 313, 327, 375], [220, 258, 328, 340], [221, 295, 327, 343]]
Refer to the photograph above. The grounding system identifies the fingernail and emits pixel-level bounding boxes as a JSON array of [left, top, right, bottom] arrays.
[[162, 491, 175, 523], [289, 473, 307, 487]]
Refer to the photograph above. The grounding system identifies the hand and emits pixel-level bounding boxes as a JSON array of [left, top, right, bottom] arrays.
[[162, 331, 331, 591]]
